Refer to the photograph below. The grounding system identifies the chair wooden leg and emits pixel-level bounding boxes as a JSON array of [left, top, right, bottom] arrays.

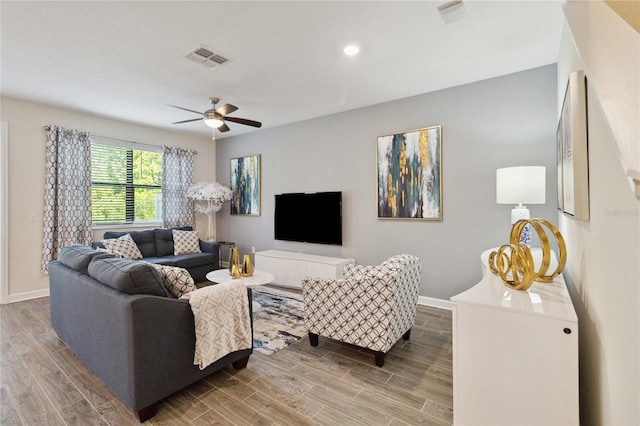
[[374, 351, 386, 367], [403, 329, 411, 340], [309, 332, 319, 346], [232, 354, 250, 370]]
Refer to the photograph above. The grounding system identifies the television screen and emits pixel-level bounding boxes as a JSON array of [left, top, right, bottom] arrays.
[[274, 192, 342, 245]]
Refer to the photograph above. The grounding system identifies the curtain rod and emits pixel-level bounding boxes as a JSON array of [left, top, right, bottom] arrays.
[[43, 126, 197, 154]]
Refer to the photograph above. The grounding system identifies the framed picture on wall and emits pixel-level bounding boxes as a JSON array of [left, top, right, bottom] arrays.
[[557, 70, 589, 220], [377, 125, 442, 220], [230, 154, 261, 216]]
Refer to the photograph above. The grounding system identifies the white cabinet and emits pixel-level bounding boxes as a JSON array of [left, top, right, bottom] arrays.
[[254, 249, 352, 289], [451, 248, 579, 426]]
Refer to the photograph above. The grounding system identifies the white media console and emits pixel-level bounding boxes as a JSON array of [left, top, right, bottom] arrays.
[[254, 249, 352, 289]]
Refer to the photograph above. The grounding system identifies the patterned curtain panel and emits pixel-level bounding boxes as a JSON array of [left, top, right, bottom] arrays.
[[41, 126, 92, 272], [162, 146, 195, 228]]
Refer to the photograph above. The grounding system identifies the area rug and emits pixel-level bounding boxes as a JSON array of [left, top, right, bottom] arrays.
[[251, 286, 306, 355]]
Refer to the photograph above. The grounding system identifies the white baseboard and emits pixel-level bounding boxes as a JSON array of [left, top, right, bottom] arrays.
[[418, 295, 454, 310], [7, 288, 50, 304], [4, 286, 454, 311]]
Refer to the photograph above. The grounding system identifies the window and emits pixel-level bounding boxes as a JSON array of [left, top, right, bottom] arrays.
[[91, 141, 163, 225]]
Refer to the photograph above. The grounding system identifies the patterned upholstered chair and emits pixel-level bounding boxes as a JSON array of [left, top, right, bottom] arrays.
[[301, 254, 422, 367]]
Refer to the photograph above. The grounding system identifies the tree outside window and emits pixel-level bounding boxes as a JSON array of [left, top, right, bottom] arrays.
[[91, 143, 162, 224]]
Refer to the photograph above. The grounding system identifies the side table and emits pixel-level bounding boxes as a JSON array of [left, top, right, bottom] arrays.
[[214, 241, 235, 269]]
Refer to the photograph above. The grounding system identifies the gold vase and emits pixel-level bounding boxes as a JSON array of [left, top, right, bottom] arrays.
[[241, 254, 254, 277], [229, 247, 241, 279], [230, 262, 241, 279], [229, 247, 239, 273]]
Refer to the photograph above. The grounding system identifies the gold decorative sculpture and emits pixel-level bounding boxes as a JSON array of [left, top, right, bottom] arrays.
[[229, 247, 239, 273], [242, 254, 254, 277], [489, 218, 567, 291], [489, 243, 535, 290], [509, 218, 567, 282], [230, 262, 241, 279], [229, 247, 241, 279]]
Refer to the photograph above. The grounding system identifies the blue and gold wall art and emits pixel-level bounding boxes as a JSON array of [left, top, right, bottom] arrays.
[[230, 154, 261, 216], [377, 126, 442, 220]]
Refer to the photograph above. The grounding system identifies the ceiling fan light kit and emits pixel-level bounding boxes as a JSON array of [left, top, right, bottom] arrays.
[[170, 97, 262, 133], [204, 115, 224, 129]]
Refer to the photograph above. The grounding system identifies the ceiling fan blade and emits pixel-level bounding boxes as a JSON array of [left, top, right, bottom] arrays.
[[172, 118, 203, 124], [218, 123, 231, 132], [168, 104, 204, 115], [216, 103, 238, 116], [224, 116, 262, 128]]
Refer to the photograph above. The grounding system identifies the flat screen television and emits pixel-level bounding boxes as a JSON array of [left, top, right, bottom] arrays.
[[274, 191, 342, 246]]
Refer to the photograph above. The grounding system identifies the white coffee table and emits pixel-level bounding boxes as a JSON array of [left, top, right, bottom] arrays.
[[205, 269, 275, 312]]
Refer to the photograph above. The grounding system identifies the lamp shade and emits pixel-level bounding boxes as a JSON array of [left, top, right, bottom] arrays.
[[496, 166, 546, 205]]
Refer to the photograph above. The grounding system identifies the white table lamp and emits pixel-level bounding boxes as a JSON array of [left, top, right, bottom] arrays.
[[496, 166, 546, 244]]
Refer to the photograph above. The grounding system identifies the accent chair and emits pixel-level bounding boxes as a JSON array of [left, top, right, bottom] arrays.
[[301, 254, 422, 367]]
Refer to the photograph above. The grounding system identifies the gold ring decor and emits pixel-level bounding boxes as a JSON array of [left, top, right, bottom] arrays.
[[489, 244, 535, 290], [509, 218, 567, 283], [487, 219, 567, 290], [488, 250, 508, 275]]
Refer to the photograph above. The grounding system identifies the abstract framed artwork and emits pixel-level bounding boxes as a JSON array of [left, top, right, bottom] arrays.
[[230, 154, 261, 216], [557, 70, 589, 220], [377, 125, 442, 220]]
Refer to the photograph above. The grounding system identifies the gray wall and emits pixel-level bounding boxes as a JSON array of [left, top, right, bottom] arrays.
[[216, 64, 558, 301]]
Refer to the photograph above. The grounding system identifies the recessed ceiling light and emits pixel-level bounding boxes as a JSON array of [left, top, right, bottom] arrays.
[[343, 44, 360, 56]]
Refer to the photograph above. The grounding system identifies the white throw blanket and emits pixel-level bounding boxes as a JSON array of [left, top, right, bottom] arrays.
[[181, 281, 252, 370]]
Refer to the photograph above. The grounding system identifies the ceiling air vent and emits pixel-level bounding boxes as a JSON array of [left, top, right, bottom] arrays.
[[438, 0, 466, 24], [184, 46, 230, 70]]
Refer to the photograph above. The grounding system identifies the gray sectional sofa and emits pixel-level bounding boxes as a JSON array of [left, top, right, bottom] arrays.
[[49, 244, 253, 422], [93, 226, 219, 281]]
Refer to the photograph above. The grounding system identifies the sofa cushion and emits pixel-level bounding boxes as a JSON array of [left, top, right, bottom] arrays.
[[148, 264, 196, 298], [167, 252, 215, 270], [155, 226, 192, 257], [173, 230, 202, 255], [130, 229, 157, 257], [102, 234, 143, 260], [58, 244, 103, 274], [103, 229, 157, 257], [88, 258, 169, 297], [93, 252, 117, 262], [142, 257, 179, 267]]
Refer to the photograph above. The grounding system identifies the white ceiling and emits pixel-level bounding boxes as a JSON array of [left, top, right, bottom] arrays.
[[1, 1, 565, 139]]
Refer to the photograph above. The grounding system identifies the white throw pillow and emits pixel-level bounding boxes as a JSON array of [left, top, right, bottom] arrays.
[[149, 263, 196, 298], [101, 234, 143, 259], [173, 230, 201, 255]]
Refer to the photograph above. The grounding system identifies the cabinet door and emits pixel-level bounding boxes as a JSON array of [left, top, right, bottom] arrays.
[[277, 259, 306, 288], [454, 304, 578, 425], [254, 252, 348, 289], [254, 255, 278, 279], [306, 262, 334, 280]]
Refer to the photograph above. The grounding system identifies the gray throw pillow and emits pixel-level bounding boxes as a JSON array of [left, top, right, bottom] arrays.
[[58, 244, 103, 275], [88, 258, 169, 297]]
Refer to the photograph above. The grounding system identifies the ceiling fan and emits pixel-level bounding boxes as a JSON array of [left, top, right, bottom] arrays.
[[170, 97, 262, 133]]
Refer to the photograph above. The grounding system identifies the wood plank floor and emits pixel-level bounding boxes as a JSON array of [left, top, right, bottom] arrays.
[[0, 296, 453, 425]]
